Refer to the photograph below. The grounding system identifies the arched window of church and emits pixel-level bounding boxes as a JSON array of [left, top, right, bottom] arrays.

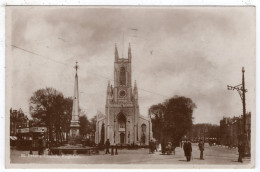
[[120, 123, 124, 128], [119, 67, 126, 85]]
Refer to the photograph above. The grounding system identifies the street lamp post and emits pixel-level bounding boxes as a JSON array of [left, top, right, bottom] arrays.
[[114, 114, 116, 145], [148, 110, 151, 144], [227, 67, 250, 157]]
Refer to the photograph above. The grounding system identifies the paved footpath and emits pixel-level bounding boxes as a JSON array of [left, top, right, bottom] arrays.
[[9, 143, 251, 165]]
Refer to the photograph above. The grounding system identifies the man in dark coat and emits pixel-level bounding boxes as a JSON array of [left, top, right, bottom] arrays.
[[183, 139, 192, 161], [161, 140, 166, 154], [149, 140, 152, 153], [238, 143, 244, 162], [198, 140, 204, 160], [105, 139, 110, 154]]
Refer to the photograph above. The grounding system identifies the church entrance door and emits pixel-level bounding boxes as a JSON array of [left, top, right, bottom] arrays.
[[120, 133, 125, 144]]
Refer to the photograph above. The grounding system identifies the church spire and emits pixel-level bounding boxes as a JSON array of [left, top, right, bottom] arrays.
[[115, 43, 119, 62], [128, 43, 132, 62]]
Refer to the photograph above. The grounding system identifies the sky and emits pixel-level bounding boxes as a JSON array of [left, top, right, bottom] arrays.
[[5, 6, 255, 124]]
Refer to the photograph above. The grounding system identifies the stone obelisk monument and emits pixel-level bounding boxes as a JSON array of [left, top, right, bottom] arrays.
[[69, 61, 80, 144]]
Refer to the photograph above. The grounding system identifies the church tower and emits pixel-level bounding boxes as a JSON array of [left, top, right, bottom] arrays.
[[96, 44, 152, 146], [113, 43, 134, 104], [104, 43, 140, 145]]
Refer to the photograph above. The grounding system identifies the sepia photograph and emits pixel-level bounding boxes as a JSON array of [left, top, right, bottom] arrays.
[[4, 5, 256, 169]]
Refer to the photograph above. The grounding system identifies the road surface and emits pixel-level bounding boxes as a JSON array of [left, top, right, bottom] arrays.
[[9, 143, 251, 166]]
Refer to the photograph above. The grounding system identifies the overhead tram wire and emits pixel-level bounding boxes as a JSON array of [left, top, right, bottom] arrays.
[[10, 44, 170, 99], [10, 44, 69, 66]]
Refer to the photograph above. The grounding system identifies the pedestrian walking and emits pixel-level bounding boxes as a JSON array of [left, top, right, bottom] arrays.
[[166, 142, 172, 155], [238, 143, 244, 163], [155, 140, 158, 152], [158, 143, 162, 152], [172, 142, 176, 155], [149, 140, 152, 153], [150, 140, 155, 153], [153, 140, 157, 153], [198, 140, 204, 160], [105, 139, 110, 154], [183, 139, 192, 161]]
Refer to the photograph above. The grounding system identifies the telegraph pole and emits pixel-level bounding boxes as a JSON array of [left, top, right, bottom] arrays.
[[227, 67, 250, 156]]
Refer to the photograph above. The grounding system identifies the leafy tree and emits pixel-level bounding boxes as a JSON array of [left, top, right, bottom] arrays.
[[29, 87, 72, 143], [79, 115, 90, 136], [100, 123, 105, 145], [90, 116, 97, 133], [149, 103, 166, 143], [149, 96, 196, 145], [208, 125, 220, 139], [188, 123, 220, 144], [61, 97, 73, 134], [164, 96, 196, 144], [79, 114, 97, 144], [89, 116, 97, 144]]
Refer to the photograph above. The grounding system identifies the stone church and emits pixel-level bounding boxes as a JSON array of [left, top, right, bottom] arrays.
[[95, 44, 152, 146]]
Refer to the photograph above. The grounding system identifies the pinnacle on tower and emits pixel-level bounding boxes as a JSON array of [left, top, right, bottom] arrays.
[[134, 80, 138, 94], [115, 43, 119, 62], [134, 80, 137, 90], [110, 85, 113, 95], [107, 80, 111, 94], [128, 43, 132, 62]]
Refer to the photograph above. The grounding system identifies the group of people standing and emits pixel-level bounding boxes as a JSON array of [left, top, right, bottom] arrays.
[[183, 139, 204, 162], [183, 139, 245, 163], [104, 138, 245, 163]]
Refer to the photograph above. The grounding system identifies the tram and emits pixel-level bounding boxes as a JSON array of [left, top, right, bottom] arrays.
[[16, 126, 47, 150]]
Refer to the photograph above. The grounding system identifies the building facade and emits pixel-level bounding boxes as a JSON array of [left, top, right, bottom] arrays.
[[95, 44, 152, 145], [219, 112, 251, 147], [10, 108, 29, 136]]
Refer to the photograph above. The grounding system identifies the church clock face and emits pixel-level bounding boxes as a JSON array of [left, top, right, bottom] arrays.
[[119, 89, 126, 98]]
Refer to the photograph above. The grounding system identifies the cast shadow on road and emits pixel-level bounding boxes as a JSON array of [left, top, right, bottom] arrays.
[[231, 160, 240, 162], [178, 160, 188, 162]]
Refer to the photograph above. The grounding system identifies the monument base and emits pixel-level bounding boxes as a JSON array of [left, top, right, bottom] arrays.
[[68, 138, 78, 145], [69, 123, 80, 145], [49, 144, 99, 155]]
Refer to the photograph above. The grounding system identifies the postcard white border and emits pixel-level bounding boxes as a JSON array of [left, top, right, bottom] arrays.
[[0, 0, 259, 172]]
